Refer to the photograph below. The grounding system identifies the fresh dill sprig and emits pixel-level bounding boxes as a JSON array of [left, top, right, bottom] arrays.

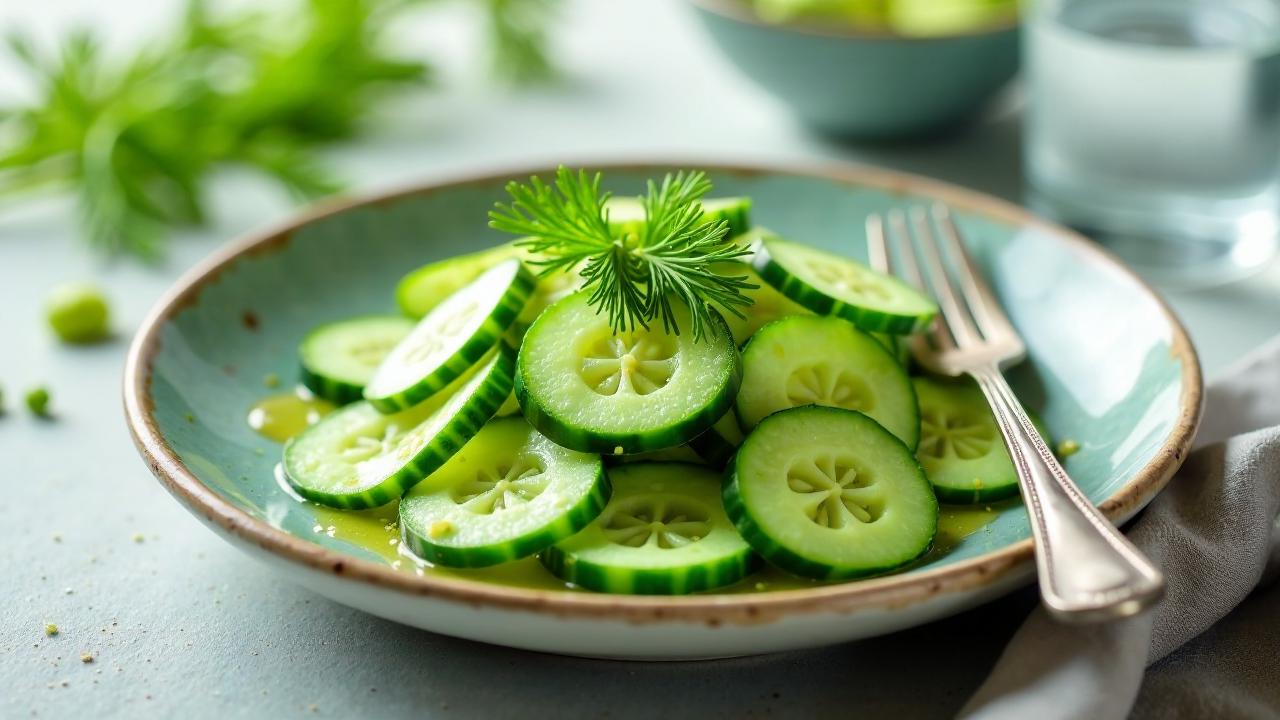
[[489, 167, 757, 339], [0, 0, 560, 259]]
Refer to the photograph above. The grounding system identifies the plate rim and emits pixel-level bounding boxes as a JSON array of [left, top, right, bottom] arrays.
[[123, 160, 1203, 626]]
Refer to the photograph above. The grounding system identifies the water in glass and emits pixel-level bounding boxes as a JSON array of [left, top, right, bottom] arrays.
[[1026, 0, 1280, 283]]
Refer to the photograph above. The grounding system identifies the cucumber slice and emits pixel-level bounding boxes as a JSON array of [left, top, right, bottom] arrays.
[[914, 375, 1046, 504], [516, 292, 741, 454], [283, 345, 515, 509], [542, 463, 758, 594], [604, 196, 752, 238], [724, 406, 938, 580], [515, 265, 585, 331], [735, 315, 920, 449], [298, 315, 416, 404], [365, 259, 534, 413], [687, 412, 743, 468], [753, 234, 938, 334], [713, 260, 812, 346], [399, 417, 609, 568], [396, 243, 521, 319]]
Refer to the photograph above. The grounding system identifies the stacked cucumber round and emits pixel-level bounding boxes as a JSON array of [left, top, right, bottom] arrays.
[[277, 194, 1049, 594]]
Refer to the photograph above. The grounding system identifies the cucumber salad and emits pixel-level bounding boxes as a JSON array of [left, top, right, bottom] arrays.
[[279, 168, 1042, 594]]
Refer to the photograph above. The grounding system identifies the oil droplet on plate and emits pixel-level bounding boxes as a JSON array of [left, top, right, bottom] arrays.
[[248, 387, 335, 442]]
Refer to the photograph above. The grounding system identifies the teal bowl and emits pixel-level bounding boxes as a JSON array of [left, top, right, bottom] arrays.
[[690, 0, 1021, 139], [124, 162, 1200, 658]]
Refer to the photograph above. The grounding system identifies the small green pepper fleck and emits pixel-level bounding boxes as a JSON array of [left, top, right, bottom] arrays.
[[44, 623, 59, 636], [1057, 439, 1081, 458], [26, 387, 51, 417], [46, 282, 111, 344]]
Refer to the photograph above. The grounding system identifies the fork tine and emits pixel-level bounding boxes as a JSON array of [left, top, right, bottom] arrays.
[[886, 209, 956, 352], [865, 214, 891, 275], [887, 210, 926, 293], [931, 204, 1017, 339], [910, 206, 983, 348]]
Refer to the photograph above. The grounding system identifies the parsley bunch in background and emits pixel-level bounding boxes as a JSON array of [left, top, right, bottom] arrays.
[[0, 0, 559, 259]]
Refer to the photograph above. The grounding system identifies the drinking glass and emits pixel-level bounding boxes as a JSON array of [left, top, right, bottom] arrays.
[[1025, 0, 1280, 284]]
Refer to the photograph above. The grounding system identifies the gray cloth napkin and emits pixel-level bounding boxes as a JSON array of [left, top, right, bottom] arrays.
[[961, 335, 1280, 720]]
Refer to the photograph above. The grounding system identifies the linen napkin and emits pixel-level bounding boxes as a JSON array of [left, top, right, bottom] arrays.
[[961, 335, 1280, 720]]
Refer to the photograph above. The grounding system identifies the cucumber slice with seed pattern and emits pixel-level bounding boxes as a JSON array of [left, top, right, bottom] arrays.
[[915, 375, 1046, 504], [396, 244, 521, 319], [365, 259, 534, 413], [753, 234, 937, 334], [736, 315, 919, 449], [542, 463, 757, 594], [724, 406, 938, 580], [299, 316, 416, 404], [516, 292, 741, 454], [283, 345, 514, 509], [399, 417, 609, 567]]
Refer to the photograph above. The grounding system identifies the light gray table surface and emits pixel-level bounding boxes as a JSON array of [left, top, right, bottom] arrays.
[[3, 2, 1279, 718]]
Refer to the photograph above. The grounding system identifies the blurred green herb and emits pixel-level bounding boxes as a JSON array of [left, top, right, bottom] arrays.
[[0, 0, 559, 259], [484, 0, 558, 83]]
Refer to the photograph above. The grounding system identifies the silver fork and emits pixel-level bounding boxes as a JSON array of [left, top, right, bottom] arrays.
[[867, 204, 1165, 622]]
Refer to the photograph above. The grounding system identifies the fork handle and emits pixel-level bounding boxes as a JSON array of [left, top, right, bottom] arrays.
[[970, 364, 1165, 622]]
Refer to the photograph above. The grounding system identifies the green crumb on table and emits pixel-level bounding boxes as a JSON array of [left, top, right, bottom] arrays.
[[264, 373, 281, 389], [80, 651, 93, 663], [185, 413, 195, 423], [44, 623, 58, 636], [1057, 439, 1081, 458], [26, 387, 51, 417], [132, 533, 145, 543], [46, 281, 111, 344]]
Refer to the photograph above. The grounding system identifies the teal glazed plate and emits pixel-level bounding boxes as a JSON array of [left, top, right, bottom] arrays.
[[689, 0, 1020, 139], [124, 162, 1201, 659]]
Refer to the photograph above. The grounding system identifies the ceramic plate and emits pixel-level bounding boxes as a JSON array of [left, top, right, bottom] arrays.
[[124, 162, 1201, 659]]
